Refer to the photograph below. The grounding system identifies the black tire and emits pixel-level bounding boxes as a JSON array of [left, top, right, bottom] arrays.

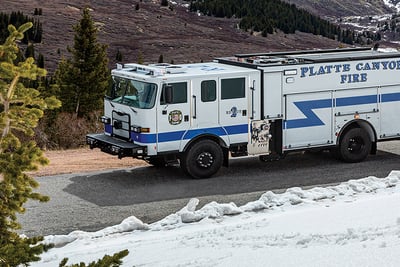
[[181, 140, 223, 179], [337, 128, 371, 163], [146, 156, 167, 167]]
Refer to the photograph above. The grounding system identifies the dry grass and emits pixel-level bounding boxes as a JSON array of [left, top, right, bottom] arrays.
[[28, 147, 147, 177]]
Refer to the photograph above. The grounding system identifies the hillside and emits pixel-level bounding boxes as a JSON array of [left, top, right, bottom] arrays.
[[287, 0, 395, 17], [1, 0, 343, 73]]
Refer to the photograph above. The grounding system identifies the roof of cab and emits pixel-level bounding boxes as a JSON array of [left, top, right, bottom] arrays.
[[111, 62, 257, 79]]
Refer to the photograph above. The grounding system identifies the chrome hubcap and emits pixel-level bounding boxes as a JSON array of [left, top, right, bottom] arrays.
[[196, 152, 214, 168]]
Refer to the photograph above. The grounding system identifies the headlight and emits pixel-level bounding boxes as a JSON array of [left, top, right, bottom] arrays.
[[101, 116, 111, 124]]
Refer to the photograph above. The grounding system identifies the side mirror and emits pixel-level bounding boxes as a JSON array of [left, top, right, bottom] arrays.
[[109, 79, 117, 99], [163, 85, 173, 104]]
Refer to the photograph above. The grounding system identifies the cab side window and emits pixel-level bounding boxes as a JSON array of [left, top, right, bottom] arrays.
[[160, 82, 187, 104], [201, 80, 216, 102], [221, 77, 245, 99]]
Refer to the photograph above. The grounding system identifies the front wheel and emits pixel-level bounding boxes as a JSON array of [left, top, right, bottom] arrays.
[[181, 140, 223, 179], [337, 128, 371, 163]]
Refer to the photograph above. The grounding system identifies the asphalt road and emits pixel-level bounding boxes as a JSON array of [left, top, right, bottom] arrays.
[[19, 141, 400, 237]]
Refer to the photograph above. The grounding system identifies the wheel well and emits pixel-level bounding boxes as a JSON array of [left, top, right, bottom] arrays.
[[182, 134, 227, 152], [336, 119, 377, 154], [181, 135, 229, 166]]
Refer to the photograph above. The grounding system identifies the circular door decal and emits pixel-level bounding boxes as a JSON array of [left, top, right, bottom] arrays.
[[168, 110, 182, 125]]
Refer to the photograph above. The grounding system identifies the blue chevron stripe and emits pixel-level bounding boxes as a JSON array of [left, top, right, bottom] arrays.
[[285, 92, 400, 129], [285, 99, 332, 129]]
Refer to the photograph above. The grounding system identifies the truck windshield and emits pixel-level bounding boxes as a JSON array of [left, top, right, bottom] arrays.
[[110, 76, 157, 109]]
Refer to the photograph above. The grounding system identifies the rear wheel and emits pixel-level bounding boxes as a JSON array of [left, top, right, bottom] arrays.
[[181, 140, 223, 179], [337, 128, 371, 163]]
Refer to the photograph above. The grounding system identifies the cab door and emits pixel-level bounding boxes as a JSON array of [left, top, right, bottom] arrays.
[[218, 76, 249, 144], [191, 78, 219, 129], [157, 81, 191, 152]]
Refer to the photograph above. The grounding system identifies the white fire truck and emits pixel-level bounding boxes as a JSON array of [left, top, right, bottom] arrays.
[[86, 47, 400, 178]]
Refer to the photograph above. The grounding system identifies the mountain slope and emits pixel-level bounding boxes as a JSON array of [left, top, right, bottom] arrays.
[[1, 0, 343, 72], [287, 0, 395, 17]]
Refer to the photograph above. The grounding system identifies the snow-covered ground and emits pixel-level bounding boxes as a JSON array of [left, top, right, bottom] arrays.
[[383, 0, 400, 13], [32, 170, 400, 267]]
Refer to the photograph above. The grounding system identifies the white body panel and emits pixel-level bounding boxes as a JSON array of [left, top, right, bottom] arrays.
[[263, 71, 283, 119], [284, 91, 333, 149], [380, 85, 400, 138]]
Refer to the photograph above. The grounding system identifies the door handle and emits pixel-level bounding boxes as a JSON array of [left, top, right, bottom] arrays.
[[192, 95, 197, 119]]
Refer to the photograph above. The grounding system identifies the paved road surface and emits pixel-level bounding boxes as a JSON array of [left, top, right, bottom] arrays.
[[19, 141, 400, 237]]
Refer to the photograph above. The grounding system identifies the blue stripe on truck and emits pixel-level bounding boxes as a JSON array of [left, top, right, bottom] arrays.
[[127, 124, 248, 144], [285, 92, 400, 129]]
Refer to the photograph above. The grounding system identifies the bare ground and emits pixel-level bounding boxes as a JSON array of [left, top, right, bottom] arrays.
[[28, 148, 147, 177]]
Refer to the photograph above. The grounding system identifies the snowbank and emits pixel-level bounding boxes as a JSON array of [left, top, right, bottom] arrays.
[[35, 171, 400, 266]]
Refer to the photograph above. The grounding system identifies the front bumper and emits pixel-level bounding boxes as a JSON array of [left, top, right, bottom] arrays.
[[86, 133, 146, 159]]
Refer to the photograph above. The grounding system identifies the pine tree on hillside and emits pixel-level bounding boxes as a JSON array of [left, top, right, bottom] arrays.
[[37, 53, 44, 68], [0, 12, 43, 44], [189, 0, 375, 45], [161, 0, 169, 7], [24, 43, 35, 58], [158, 54, 164, 63], [116, 49, 122, 62], [138, 50, 144, 64], [0, 22, 60, 266], [55, 7, 109, 117]]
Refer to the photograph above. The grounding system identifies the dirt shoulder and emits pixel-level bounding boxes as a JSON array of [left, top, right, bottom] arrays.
[[29, 147, 147, 177], [28, 141, 400, 177]]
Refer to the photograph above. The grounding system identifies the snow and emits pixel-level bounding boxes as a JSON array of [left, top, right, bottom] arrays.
[[33, 171, 400, 267], [383, 0, 400, 13]]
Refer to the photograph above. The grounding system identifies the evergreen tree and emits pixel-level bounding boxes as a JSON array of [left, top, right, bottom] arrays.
[[55, 7, 109, 117], [0, 21, 127, 267], [189, 0, 373, 45], [30, 19, 42, 43], [24, 43, 35, 58], [33, 8, 43, 16], [37, 53, 44, 68], [161, 0, 168, 7], [59, 250, 129, 267], [115, 49, 122, 62], [158, 54, 164, 63], [0, 12, 43, 44], [0, 22, 60, 266], [137, 50, 144, 64]]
